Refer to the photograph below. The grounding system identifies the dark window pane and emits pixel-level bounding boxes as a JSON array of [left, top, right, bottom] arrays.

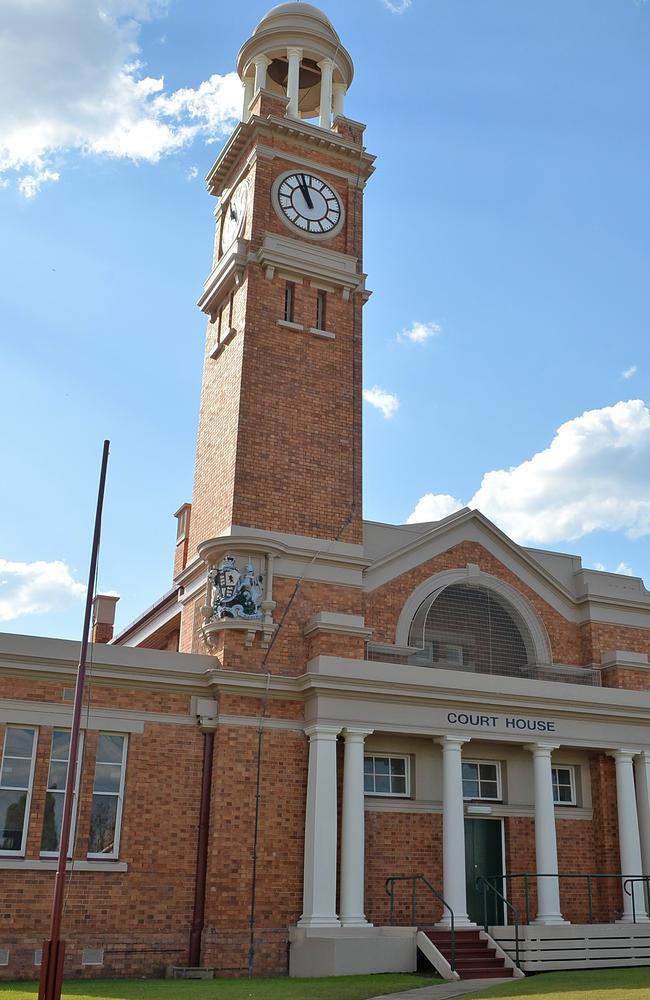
[[463, 779, 479, 798], [1, 757, 32, 789], [390, 759, 406, 776], [364, 775, 374, 793], [41, 791, 64, 852], [51, 732, 70, 760], [374, 774, 390, 793], [558, 785, 573, 803], [391, 775, 406, 794], [96, 735, 124, 764], [88, 796, 118, 855], [0, 790, 26, 851], [374, 758, 390, 776], [480, 781, 498, 799], [47, 761, 68, 791], [4, 729, 34, 758], [93, 763, 121, 794], [480, 764, 498, 782], [462, 763, 478, 781]]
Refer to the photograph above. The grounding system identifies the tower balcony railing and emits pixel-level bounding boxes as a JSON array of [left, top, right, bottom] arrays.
[[364, 644, 601, 687]]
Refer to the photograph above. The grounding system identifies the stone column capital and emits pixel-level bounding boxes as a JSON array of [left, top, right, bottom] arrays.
[[609, 748, 642, 762], [342, 727, 374, 742], [287, 46, 303, 60], [525, 742, 560, 756], [304, 723, 341, 741], [437, 735, 470, 750], [253, 53, 272, 68], [318, 57, 334, 71]]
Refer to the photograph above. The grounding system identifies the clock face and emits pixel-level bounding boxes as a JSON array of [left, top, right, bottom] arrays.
[[221, 179, 248, 251], [275, 172, 342, 236]]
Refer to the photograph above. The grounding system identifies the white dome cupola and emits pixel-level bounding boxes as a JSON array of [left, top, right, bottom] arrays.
[[237, 3, 354, 129]]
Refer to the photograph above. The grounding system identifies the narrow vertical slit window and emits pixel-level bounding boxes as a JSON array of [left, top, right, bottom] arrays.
[[284, 282, 295, 323], [316, 289, 327, 330], [228, 290, 235, 331], [216, 303, 224, 346], [88, 733, 128, 859], [0, 727, 37, 855], [41, 730, 83, 856]]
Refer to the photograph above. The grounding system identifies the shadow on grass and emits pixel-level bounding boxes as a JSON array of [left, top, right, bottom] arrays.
[[0, 972, 441, 1000]]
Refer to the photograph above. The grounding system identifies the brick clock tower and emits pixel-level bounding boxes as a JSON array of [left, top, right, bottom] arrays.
[[175, 3, 375, 664]]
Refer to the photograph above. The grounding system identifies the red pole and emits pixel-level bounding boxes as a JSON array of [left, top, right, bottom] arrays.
[[39, 440, 110, 1000]]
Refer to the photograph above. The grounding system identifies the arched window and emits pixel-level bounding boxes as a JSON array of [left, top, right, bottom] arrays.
[[407, 582, 535, 678]]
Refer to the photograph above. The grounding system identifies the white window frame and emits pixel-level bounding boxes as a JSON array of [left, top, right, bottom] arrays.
[[552, 765, 577, 806], [363, 753, 410, 798], [0, 726, 38, 857], [40, 729, 84, 859], [462, 759, 502, 801], [87, 733, 128, 861]]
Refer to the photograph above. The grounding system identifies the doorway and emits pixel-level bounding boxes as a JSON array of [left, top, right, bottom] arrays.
[[464, 818, 504, 926]]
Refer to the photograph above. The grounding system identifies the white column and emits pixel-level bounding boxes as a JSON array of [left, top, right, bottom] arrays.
[[340, 727, 373, 927], [332, 82, 346, 120], [635, 751, 650, 876], [286, 47, 302, 118], [242, 74, 254, 121], [298, 724, 341, 927], [438, 736, 472, 927], [253, 54, 271, 93], [318, 58, 334, 129], [525, 743, 566, 925], [611, 749, 649, 922]]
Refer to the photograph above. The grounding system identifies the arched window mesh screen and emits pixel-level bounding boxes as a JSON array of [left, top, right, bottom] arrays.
[[395, 582, 599, 685], [408, 584, 533, 676]]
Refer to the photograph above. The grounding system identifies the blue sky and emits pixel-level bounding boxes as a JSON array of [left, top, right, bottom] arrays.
[[1, 0, 649, 640]]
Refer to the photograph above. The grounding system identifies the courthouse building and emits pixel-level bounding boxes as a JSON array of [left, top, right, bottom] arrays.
[[3, 1, 650, 982]]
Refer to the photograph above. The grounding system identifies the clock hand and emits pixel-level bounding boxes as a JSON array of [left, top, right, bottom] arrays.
[[229, 202, 237, 220], [299, 174, 314, 210]]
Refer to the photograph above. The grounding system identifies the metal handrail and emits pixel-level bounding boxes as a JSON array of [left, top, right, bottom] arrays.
[[475, 876, 521, 970], [484, 872, 644, 925], [384, 874, 456, 971], [623, 877, 650, 923]]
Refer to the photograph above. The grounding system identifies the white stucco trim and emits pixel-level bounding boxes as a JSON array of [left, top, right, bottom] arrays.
[[394, 566, 553, 665]]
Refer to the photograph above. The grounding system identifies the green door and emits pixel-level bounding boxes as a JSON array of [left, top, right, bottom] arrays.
[[465, 819, 503, 926]]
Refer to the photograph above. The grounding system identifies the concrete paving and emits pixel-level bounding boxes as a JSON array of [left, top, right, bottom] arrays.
[[370, 978, 514, 1000]]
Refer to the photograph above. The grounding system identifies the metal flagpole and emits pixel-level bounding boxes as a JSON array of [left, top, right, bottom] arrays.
[[38, 439, 110, 1000]]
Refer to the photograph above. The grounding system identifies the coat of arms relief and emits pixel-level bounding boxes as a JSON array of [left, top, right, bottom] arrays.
[[200, 552, 276, 648]]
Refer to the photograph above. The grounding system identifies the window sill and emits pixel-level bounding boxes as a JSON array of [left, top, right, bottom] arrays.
[[308, 327, 335, 340], [210, 327, 237, 358], [0, 858, 127, 872], [276, 319, 304, 331]]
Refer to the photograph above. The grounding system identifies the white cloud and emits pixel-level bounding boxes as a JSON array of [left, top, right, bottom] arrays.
[[0, 559, 86, 622], [409, 494, 463, 523], [398, 321, 442, 344], [407, 399, 650, 544], [0, 0, 242, 195], [623, 365, 638, 380], [363, 386, 400, 419], [382, 0, 412, 11], [186, 165, 199, 181]]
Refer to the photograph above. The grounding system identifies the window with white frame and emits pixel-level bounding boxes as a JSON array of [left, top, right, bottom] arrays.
[[364, 754, 410, 796], [88, 734, 127, 858], [0, 727, 37, 854], [462, 760, 501, 800], [552, 765, 576, 805], [41, 730, 83, 856]]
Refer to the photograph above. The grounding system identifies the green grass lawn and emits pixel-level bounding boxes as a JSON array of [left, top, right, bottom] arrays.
[[0, 973, 439, 1000], [467, 967, 650, 999]]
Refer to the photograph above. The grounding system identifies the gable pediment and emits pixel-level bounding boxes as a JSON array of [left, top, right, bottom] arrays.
[[363, 508, 578, 620]]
